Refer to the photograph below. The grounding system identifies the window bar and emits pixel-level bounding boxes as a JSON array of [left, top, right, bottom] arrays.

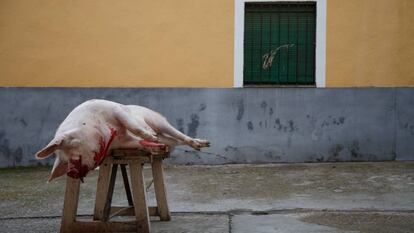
[[249, 13, 254, 83], [296, 12, 299, 84], [259, 10, 263, 83], [304, 12, 308, 83], [277, 11, 281, 84], [269, 12, 272, 83], [312, 10, 317, 84], [286, 4, 290, 83]]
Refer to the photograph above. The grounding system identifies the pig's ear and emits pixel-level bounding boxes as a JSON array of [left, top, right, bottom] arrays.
[[35, 136, 64, 159], [48, 156, 68, 182]]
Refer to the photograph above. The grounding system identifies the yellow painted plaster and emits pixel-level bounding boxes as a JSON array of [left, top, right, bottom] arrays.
[[326, 0, 414, 87], [0, 0, 234, 87]]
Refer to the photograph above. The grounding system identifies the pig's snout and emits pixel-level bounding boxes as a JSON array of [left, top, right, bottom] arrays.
[[67, 157, 90, 182]]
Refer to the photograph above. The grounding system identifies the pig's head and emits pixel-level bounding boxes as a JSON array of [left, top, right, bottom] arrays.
[[35, 126, 117, 182]]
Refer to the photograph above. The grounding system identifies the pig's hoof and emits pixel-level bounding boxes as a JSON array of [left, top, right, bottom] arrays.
[[190, 139, 210, 150]]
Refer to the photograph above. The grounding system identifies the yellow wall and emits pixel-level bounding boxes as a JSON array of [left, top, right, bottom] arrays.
[[0, 0, 413, 87], [327, 0, 414, 87], [0, 0, 234, 87]]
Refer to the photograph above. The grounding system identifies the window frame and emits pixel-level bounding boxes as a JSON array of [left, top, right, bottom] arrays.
[[234, 0, 326, 88]]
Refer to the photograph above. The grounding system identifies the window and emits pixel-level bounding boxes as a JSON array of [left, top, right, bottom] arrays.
[[243, 2, 316, 86]]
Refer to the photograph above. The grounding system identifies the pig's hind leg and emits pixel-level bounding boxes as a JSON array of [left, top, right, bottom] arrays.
[[117, 133, 171, 154], [145, 115, 210, 150]]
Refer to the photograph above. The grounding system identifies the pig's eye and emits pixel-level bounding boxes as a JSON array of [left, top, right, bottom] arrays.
[[70, 139, 82, 147]]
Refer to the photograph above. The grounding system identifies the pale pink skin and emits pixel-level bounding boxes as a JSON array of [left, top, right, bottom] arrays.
[[35, 99, 210, 182]]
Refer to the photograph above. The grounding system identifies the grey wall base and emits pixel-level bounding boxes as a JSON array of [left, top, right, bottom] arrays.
[[0, 87, 413, 167]]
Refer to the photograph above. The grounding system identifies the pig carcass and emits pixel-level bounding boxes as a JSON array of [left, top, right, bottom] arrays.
[[35, 99, 210, 182]]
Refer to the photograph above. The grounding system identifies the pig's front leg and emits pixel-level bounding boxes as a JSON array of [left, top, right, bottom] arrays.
[[117, 133, 171, 154]]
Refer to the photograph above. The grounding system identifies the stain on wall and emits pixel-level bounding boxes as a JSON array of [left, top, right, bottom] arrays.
[[236, 99, 244, 121], [247, 121, 254, 131], [0, 131, 25, 166], [187, 114, 200, 138]]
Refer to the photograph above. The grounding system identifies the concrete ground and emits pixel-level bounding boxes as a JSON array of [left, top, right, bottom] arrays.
[[0, 162, 414, 232]]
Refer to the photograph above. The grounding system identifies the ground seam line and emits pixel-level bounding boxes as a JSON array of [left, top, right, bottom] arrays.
[[2, 209, 414, 221], [228, 213, 233, 233]]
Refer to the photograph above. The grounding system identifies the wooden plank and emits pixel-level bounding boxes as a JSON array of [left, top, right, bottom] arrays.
[[60, 176, 80, 233], [70, 220, 137, 233], [112, 157, 149, 164], [120, 164, 134, 206], [110, 206, 158, 217], [93, 161, 111, 220], [112, 149, 169, 159], [102, 164, 118, 222], [151, 158, 171, 221], [129, 163, 150, 233], [112, 150, 150, 157]]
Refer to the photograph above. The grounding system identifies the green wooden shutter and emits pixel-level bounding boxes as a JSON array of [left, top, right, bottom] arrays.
[[244, 3, 316, 85]]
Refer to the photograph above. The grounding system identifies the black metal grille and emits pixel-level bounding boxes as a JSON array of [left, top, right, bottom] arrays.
[[244, 2, 316, 86]]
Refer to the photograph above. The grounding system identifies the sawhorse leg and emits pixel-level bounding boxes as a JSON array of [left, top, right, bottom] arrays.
[[130, 163, 150, 233], [120, 164, 134, 206], [93, 162, 112, 221], [152, 158, 171, 221], [60, 176, 80, 233]]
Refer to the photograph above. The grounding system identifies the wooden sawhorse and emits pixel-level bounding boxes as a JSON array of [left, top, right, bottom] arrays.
[[60, 149, 171, 233]]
